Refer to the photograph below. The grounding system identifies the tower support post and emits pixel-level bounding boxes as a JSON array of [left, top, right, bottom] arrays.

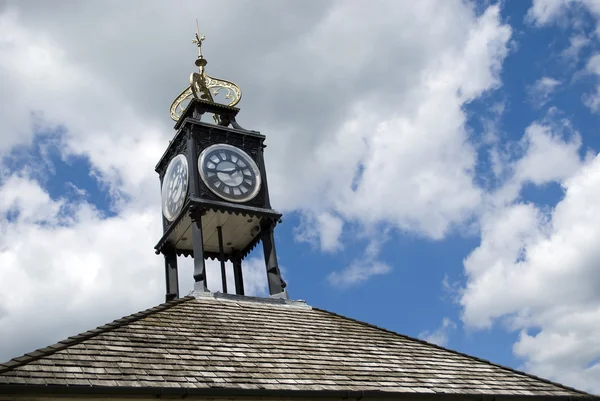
[[232, 252, 244, 295], [261, 222, 287, 298], [192, 213, 208, 292], [217, 226, 228, 293], [164, 250, 179, 302]]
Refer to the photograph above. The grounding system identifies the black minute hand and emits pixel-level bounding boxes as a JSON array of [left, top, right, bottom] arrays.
[[219, 166, 242, 175]]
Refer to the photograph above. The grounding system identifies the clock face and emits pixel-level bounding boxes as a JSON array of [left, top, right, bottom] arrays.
[[198, 144, 262, 203], [161, 154, 189, 221]]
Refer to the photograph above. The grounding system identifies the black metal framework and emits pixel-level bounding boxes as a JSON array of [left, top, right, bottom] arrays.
[[155, 99, 287, 301]]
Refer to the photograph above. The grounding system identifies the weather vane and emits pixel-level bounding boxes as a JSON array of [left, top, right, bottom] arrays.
[[169, 22, 242, 121], [192, 20, 206, 60]]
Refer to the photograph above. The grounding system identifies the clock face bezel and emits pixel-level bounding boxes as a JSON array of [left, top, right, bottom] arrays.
[[198, 143, 262, 203], [161, 154, 189, 221]]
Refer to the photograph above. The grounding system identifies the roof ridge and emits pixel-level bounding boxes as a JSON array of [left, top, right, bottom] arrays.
[[0, 296, 195, 374], [312, 307, 595, 397]]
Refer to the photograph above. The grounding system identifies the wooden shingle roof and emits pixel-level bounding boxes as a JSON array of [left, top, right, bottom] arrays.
[[0, 293, 596, 399]]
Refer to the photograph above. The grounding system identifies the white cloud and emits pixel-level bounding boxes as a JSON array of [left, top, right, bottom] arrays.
[[588, 53, 600, 75], [0, 9, 167, 213], [561, 34, 590, 62], [0, 173, 165, 362], [583, 54, 600, 113], [262, 3, 511, 243], [457, 3, 600, 391], [583, 85, 600, 112], [419, 318, 457, 347], [0, 174, 63, 224], [461, 143, 600, 392], [514, 122, 583, 185], [239, 258, 270, 297], [328, 259, 392, 289], [527, 77, 561, 108], [527, 0, 600, 114], [527, 0, 579, 26], [488, 119, 584, 206], [527, 0, 600, 33], [177, 257, 269, 298], [327, 233, 392, 288], [294, 212, 344, 253], [461, 203, 551, 328]]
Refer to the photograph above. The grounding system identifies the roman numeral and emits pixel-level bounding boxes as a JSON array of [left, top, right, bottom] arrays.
[[207, 174, 220, 185]]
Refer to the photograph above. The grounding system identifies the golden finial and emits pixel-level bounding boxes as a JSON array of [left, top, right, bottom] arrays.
[[192, 20, 206, 61], [169, 23, 242, 122]]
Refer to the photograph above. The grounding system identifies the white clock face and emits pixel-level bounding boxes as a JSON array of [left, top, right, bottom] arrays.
[[161, 154, 189, 221], [198, 144, 261, 203]]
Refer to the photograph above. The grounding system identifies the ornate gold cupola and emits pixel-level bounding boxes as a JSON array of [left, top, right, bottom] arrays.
[[155, 29, 287, 301], [169, 29, 242, 122]]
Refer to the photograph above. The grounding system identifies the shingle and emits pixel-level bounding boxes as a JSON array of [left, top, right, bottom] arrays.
[[0, 295, 595, 398]]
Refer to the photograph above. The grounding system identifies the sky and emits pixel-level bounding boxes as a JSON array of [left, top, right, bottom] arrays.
[[1, 0, 600, 394]]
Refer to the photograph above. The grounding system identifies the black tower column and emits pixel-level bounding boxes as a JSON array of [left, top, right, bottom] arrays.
[[217, 226, 228, 293], [192, 214, 208, 292], [232, 252, 244, 295], [261, 222, 287, 298], [164, 251, 179, 302]]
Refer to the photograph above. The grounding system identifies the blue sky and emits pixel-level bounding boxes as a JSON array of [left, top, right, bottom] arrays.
[[282, 0, 600, 370], [1, 0, 600, 394]]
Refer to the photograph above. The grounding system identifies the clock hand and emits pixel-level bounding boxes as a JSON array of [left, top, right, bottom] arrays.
[[218, 166, 243, 175]]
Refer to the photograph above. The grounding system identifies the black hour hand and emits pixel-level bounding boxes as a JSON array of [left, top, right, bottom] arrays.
[[219, 166, 242, 175]]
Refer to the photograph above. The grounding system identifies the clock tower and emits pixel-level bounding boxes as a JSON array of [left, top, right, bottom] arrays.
[[155, 32, 287, 301]]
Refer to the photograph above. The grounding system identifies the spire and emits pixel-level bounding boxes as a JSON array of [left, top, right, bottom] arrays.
[[169, 24, 242, 121]]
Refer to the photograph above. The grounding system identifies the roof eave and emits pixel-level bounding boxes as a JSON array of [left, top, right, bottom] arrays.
[[0, 386, 597, 401]]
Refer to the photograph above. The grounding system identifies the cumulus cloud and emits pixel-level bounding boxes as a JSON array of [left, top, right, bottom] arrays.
[[419, 318, 457, 347], [460, 119, 600, 391], [514, 122, 583, 185], [527, 1, 600, 115], [0, 172, 165, 362], [527, 77, 561, 108], [327, 232, 392, 288], [281, 4, 511, 244], [583, 54, 600, 113], [488, 119, 584, 206], [448, 2, 600, 391], [179, 256, 269, 298], [328, 260, 392, 288], [294, 212, 344, 253], [561, 34, 590, 62], [527, 0, 600, 33]]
